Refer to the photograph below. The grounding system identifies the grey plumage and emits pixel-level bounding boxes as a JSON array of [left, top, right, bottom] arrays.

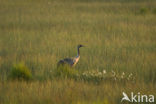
[[57, 44, 84, 67]]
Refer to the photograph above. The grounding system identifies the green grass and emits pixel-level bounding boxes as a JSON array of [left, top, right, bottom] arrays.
[[0, 0, 156, 104], [9, 63, 32, 81]]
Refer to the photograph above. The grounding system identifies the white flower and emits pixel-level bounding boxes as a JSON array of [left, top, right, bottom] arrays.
[[103, 70, 106, 74], [128, 73, 133, 78], [122, 72, 125, 76], [129, 73, 133, 77], [121, 72, 125, 79], [112, 70, 116, 76], [98, 72, 102, 76], [82, 73, 85, 75]]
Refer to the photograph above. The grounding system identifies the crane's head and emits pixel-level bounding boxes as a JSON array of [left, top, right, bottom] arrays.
[[78, 44, 85, 48]]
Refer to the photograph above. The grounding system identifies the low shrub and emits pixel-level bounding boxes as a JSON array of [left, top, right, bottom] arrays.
[[9, 63, 32, 81], [139, 8, 148, 15], [153, 8, 156, 14]]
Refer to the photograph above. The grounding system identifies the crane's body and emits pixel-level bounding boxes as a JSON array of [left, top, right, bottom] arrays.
[[57, 45, 84, 67]]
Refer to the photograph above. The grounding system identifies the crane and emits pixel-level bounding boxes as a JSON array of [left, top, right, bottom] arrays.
[[57, 44, 84, 67]]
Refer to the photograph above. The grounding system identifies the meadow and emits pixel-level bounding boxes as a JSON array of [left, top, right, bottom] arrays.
[[0, 0, 156, 104]]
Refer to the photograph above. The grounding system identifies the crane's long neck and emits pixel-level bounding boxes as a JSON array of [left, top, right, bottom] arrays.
[[77, 47, 80, 57]]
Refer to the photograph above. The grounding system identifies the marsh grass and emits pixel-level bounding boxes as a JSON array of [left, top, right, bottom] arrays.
[[54, 65, 78, 78], [0, 0, 156, 103]]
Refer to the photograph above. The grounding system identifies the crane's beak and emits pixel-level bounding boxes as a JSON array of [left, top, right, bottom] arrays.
[[81, 45, 85, 47]]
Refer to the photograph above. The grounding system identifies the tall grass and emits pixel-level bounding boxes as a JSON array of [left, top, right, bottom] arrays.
[[0, 0, 156, 103]]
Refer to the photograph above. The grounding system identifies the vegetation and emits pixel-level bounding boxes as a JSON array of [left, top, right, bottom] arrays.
[[139, 8, 149, 15], [54, 65, 78, 78], [0, 0, 155, 104], [9, 63, 32, 81]]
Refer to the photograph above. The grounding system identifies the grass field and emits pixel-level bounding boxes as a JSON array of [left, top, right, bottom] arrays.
[[0, 0, 156, 104]]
